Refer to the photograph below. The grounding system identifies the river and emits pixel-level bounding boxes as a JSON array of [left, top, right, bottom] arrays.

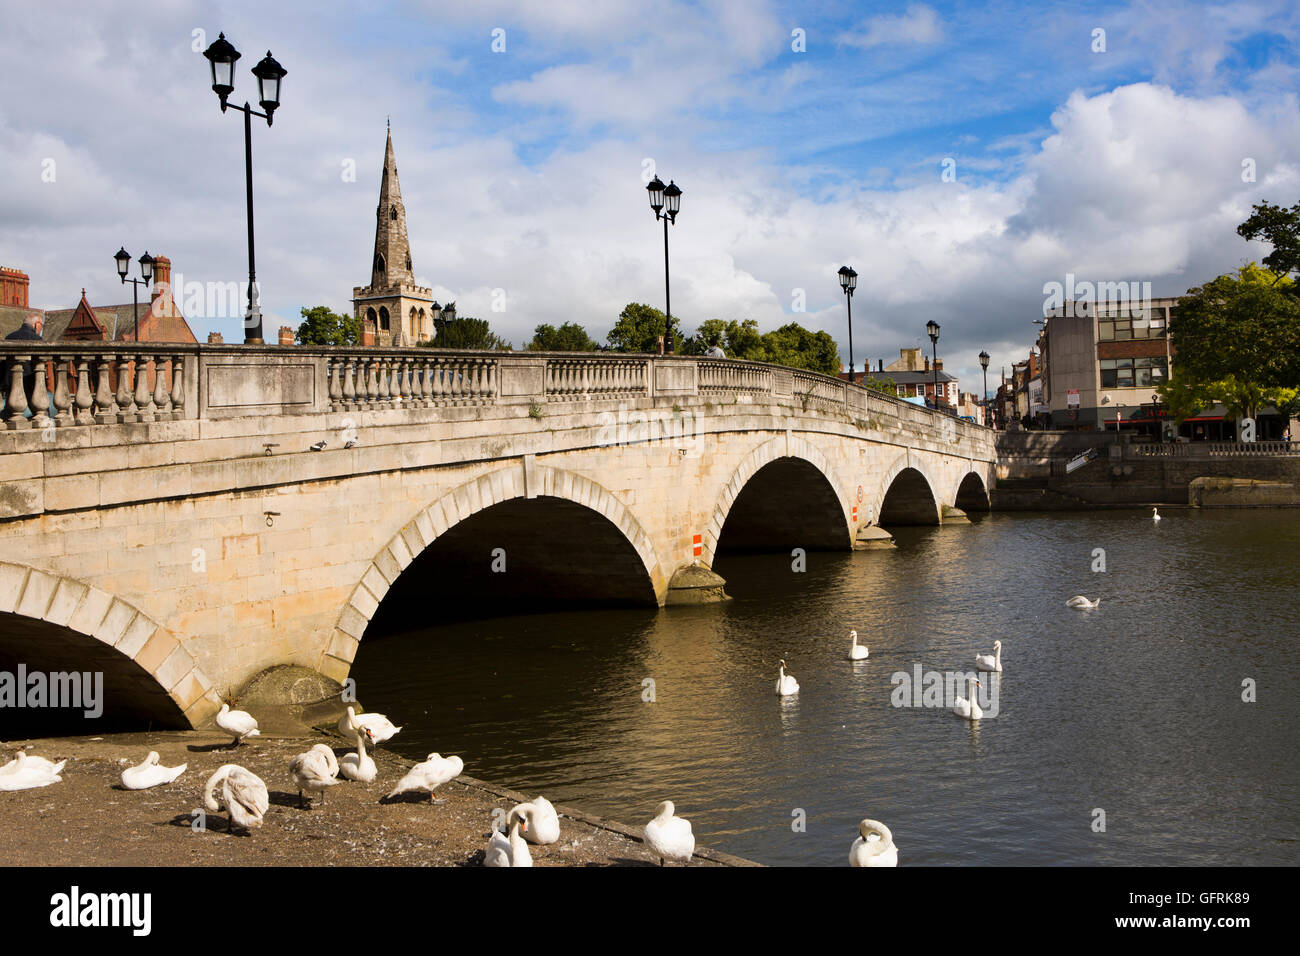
[[351, 509, 1299, 866]]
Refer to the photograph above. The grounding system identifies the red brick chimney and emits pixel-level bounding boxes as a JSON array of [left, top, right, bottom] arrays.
[[150, 256, 171, 307], [1, 267, 29, 308], [278, 326, 294, 345], [924, 355, 930, 372], [207, 331, 223, 344], [935, 358, 943, 372]]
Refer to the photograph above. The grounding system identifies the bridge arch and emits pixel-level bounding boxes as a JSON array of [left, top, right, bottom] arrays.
[[702, 434, 852, 563], [954, 470, 991, 512], [0, 563, 217, 729], [873, 453, 942, 526], [323, 464, 667, 680]]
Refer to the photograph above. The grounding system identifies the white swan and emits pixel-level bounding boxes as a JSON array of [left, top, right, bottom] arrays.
[[0, 752, 66, 791], [1066, 595, 1101, 609], [975, 640, 1002, 673], [849, 819, 898, 867], [120, 751, 186, 790], [338, 706, 401, 749], [952, 676, 983, 720], [521, 795, 561, 845], [339, 726, 377, 783], [1152, 507, 1161, 521], [215, 703, 260, 747], [848, 630, 869, 660], [643, 800, 695, 866], [775, 659, 800, 696], [203, 764, 269, 832], [386, 753, 464, 803], [485, 805, 533, 867], [289, 744, 341, 808]]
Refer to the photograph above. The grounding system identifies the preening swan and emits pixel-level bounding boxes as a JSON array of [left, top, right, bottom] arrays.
[[0, 752, 66, 791], [520, 795, 561, 845], [849, 819, 898, 867], [485, 805, 533, 867], [288, 744, 341, 808], [848, 630, 869, 660], [1152, 507, 1161, 521], [203, 764, 269, 832], [975, 640, 1002, 673], [775, 659, 800, 696], [386, 753, 464, 802], [1066, 595, 1101, 609], [215, 703, 260, 747], [120, 751, 186, 790], [952, 676, 983, 720], [338, 706, 401, 749], [340, 726, 377, 783], [644, 800, 695, 866]]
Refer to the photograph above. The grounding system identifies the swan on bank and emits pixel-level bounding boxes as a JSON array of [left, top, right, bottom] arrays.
[[120, 752, 186, 790], [288, 744, 340, 808], [203, 764, 269, 832], [340, 726, 377, 783], [338, 706, 401, 749], [644, 800, 695, 866], [485, 805, 533, 867], [215, 703, 260, 748], [0, 752, 66, 791], [386, 753, 464, 803], [520, 795, 561, 845]]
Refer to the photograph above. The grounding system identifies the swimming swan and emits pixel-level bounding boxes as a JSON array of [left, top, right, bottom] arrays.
[[849, 819, 898, 867], [338, 706, 401, 749], [485, 805, 533, 867], [975, 640, 1002, 673], [289, 744, 340, 808], [120, 751, 186, 790], [775, 659, 800, 696], [215, 703, 260, 747], [0, 752, 66, 791], [952, 676, 983, 720], [203, 764, 269, 832], [386, 753, 464, 802], [644, 800, 695, 866], [1152, 507, 1161, 521], [848, 630, 869, 660], [1066, 595, 1101, 609]]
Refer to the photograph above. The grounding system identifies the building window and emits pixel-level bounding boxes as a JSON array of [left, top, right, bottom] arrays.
[[1101, 356, 1166, 388], [391, 205, 398, 220], [375, 254, 385, 276], [379, 307, 390, 331]]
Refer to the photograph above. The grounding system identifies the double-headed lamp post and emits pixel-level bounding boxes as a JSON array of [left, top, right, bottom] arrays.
[[838, 266, 858, 381], [979, 350, 990, 427], [926, 319, 941, 409], [646, 175, 682, 353], [113, 248, 155, 342], [202, 32, 287, 345]]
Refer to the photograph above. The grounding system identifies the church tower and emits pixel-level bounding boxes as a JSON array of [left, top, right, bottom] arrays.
[[352, 125, 436, 345]]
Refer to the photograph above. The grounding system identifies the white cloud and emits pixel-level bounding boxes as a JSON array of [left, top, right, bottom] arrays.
[[837, 5, 944, 50]]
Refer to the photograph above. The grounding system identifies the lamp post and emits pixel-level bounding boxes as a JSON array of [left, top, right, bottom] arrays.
[[646, 175, 682, 353], [979, 349, 990, 427], [113, 247, 155, 342], [926, 320, 941, 410], [838, 266, 857, 381], [203, 32, 286, 345]]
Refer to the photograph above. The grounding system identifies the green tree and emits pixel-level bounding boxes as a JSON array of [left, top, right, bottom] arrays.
[[760, 322, 841, 375], [862, 374, 897, 395], [424, 315, 511, 350], [1159, 366, 1298, 430], [527, 321, 598, 351], [608, 303, 669, 353], [295, 305, 359, 346], [1236, 201, 1300, 282]]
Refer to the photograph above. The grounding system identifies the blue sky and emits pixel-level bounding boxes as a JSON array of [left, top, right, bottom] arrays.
[[2, 0, 1298, 387]]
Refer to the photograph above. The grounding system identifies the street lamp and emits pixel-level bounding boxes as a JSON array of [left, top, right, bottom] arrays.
[[646, 175, 682, 353], [979, 350, 990, 427], [926, 320, 941, 410], [203, 33, 287, 345], [838, 266, 858, 381], [113, 247, 155, 342]]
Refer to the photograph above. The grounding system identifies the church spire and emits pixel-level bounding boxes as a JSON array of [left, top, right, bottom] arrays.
[[370, 126, 413, 288]]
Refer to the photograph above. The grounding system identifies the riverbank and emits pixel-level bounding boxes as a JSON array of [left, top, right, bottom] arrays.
[[0, 731, 754, 867]]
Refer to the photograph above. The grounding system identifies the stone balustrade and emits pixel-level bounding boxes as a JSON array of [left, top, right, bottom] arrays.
[[0, 342, 985, 442], [1129, 440, 1300, 458]]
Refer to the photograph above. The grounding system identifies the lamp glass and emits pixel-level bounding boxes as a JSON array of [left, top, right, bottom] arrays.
[[646, 176, 665, 212], [139, 252, 154, 283], [664, 180, 682, 216], [114, 247, 130, 279]]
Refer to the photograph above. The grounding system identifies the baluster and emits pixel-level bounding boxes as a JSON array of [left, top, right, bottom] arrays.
[[30, 355, 51, 428], [485, 359, 496, 401], [116, 355, 137, 423], [471, 359, 484, 401], [366, 357, 380, 405], [4, 357, 30, 429], [95, 354, 117, 423], [153, 355, 172, 419], [328, 356, 343, 411], [399, 356, 413, 404], [134, 353, 155, 422], [53, 355, 74, 426], [73, 355, 94, 425], [342, 357, 357, 410], [170, 354, 186, 418], [420, 357, 433, 406]]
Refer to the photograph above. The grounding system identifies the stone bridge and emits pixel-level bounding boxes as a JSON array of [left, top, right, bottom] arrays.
[[0, 343, 996, 728]]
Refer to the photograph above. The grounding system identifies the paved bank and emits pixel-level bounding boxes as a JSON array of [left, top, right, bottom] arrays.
[[0, 731, 756, 867]]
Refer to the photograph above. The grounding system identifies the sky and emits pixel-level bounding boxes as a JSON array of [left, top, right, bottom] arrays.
[[2, 0, 1299, 390]]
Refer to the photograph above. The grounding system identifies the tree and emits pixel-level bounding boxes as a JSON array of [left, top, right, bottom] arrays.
[[608, 303, 669, 353], [862, 374, 897, 395], [424, 315, 511, 350], [1237, 201, 1300, 283], [681, 319, 764, 360], [527, 322, 598, 351], [760, 322, 841, 376], [295, 305, 359, 346], [1159, 367, 1298, 430]]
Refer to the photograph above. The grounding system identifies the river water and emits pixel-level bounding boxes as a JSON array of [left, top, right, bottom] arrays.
[[352, 509, 1299, 866]]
